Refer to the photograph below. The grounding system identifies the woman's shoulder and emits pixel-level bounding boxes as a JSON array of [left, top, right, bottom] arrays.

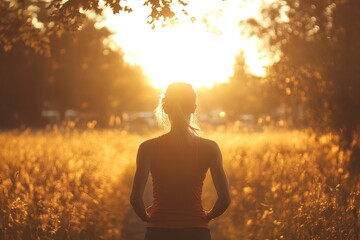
[[196, 137, 221, 162], [197, 136, 219, 150], [139, 136, 160, 148], [138, 134, 166, 150]]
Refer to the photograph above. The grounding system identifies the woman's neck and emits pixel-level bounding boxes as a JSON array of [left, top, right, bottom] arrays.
[[168, 128, 195, 142]]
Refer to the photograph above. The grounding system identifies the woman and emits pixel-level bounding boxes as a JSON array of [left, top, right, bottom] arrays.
[[130, 82, 231, 240]]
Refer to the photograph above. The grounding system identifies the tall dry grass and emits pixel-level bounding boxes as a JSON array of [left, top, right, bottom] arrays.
[[0, 128, 141, 240], [0, 128, 359, 239], [204, 130, 360, 240]]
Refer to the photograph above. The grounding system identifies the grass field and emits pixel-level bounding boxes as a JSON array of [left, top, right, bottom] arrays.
[[0, 128, 359, 240]]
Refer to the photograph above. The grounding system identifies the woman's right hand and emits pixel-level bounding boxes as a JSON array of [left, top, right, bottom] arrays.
[[145, 206, 153, 222], [203, 210, 213, 222]]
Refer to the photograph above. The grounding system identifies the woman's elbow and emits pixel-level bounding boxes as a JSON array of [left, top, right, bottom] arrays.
[[130, 194, 140, 207], [217, 197, 231, 210], [221, 195, 231, 209]]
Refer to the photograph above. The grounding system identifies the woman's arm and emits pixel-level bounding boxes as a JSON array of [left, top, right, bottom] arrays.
[[206, 142, 231, 220], [130, 142, 151, 222]]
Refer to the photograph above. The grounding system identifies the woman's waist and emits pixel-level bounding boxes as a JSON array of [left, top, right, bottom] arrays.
[[146, 209, 209, 229], [148, 203, 205, 215], [150, 207, 206, 215]]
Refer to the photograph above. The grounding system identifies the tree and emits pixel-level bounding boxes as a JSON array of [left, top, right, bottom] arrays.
[[46, 22, 156, 125], [0, 20, 156, 128], [199, 58, 281, 121], [246, 0, 360, 166], [0, 43, 46, 127], [0, 0, 184, 55]]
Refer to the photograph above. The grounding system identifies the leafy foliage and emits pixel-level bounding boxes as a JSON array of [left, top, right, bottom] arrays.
[[0, 20, 156, 128], [246, 0, 360, 144], [0, 0, 186, 54]]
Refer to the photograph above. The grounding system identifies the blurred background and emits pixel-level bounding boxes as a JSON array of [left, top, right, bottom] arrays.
[[1, 0, 359, 140], [2, 0, 360, 173], [1, 0, 360, 239]]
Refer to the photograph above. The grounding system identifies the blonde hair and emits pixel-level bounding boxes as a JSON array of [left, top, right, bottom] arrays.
[[155, 82, 199, 136]]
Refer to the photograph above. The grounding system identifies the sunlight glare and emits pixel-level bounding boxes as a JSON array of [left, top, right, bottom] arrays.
[[102, 0, 275, 90]]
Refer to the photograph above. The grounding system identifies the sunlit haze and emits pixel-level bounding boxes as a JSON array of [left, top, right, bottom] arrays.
[[101, 0, 276, 89]]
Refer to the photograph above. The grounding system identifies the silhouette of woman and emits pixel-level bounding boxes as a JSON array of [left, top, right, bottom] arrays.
[[130, 82, 231, 240]]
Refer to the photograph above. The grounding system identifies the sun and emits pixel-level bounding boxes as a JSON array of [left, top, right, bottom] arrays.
[[101, 0, 275, 90]]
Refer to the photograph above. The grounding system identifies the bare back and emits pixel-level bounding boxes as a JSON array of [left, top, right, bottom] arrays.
[[130, 133, 230, 228]]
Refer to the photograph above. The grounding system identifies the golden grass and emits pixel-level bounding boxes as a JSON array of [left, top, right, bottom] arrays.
[[0, 128, 359, 239]]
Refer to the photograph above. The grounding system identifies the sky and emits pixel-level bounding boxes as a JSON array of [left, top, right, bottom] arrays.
[[99, 0, 280, 90]]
